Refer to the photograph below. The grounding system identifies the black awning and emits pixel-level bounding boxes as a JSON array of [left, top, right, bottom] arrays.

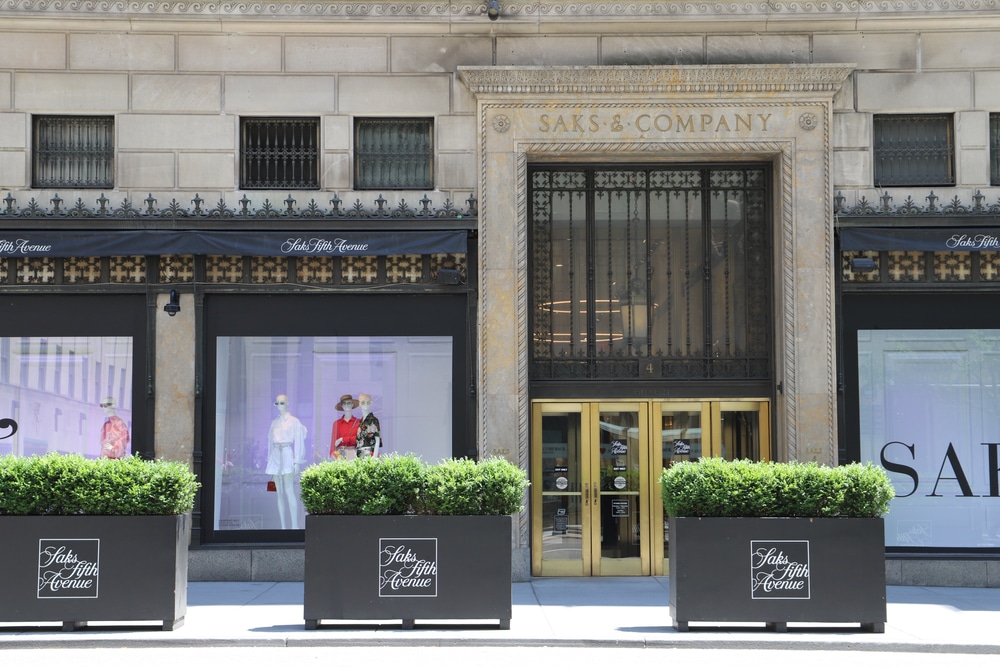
[[0, 230, 467, 258], [838, 227, 1000, 252]]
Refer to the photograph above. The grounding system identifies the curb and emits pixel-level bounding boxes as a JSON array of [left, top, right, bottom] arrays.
[[4, 636, 1000, 654]]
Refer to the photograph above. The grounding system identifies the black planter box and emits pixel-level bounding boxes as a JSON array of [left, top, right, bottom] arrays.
[[668, 516, 886, 632], [0, 514, 190, 631], [304, 514, 512, 629]]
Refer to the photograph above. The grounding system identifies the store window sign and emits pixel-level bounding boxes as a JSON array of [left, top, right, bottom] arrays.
[[0, 336, 133, 459], [553, 507, 569, 535], [535, 110, 774, 135], [859, 329, 1000, 548], [214, 335, 453, 532], [0, 231, 465, 258]]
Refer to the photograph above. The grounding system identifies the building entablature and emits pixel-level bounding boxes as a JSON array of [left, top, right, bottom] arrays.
[[2, 1, 1000, 31]]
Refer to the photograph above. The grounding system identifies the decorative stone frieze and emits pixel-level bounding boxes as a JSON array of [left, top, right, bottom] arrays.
[[1, 0, 998, 21], [460, 64, 855, 96]]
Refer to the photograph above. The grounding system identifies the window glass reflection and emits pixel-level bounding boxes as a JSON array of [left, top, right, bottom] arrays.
[[0, 336, 133, 459]]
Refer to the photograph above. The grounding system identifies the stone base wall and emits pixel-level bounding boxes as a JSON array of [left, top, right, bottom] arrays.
[[187, 548, 1000, 588], [886, 558, 1000, 588]]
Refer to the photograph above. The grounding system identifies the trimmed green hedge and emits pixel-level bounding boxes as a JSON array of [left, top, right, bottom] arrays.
[[300, 454, 529, 516], [0, 453, 199, 516], [660, 458, 893, 518]]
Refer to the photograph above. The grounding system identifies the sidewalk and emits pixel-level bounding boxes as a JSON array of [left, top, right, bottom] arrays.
[[3, 579, 1000, 654]]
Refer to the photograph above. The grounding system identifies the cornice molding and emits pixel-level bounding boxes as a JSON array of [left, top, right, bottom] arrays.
[[1, 0, 999, 20], [459, 64, 854, 96]]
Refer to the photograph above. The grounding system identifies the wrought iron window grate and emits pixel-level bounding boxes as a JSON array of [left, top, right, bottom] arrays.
[[873, 114, 955, 187], [241, 118, 319, 190], [530, 165, 772, 382], [991, 114, 1000, 186], [33, 116, 114, 189], [355, 118, 433, 190]]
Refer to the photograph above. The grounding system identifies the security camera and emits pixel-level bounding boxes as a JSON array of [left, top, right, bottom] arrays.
[[487, 0, 500, 20]]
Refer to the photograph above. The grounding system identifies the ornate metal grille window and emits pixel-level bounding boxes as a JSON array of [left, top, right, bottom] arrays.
[[32, 116, 114, 189], [240, 117, 319, 189], [991, 114, 1000, 186], [355, 118, 433, 190], [530, 166, 771, 382], [873, 114, 955, 187]]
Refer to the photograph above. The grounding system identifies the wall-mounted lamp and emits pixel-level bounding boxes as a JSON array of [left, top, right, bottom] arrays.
[[487, 0, 501, 20], [164, 289, 181, 316], [437, 269, 463, 285], [850, 257, 877, 272]]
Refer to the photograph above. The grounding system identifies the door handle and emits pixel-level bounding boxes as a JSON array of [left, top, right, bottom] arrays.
[[584, 482, 589, 506]]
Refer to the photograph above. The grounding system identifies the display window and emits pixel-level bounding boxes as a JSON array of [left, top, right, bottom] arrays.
[[0, 336, 133, 458], [202, 293, 470, 540], [0, 295, 147, 460], [844, 293, 1000, 551], [213, 335, 453, 531]]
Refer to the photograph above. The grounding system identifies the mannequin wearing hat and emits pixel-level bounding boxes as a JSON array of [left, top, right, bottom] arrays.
[[99, 397, 130, 459], [330, 394, 360, 460], [267, 394, 307, 530]]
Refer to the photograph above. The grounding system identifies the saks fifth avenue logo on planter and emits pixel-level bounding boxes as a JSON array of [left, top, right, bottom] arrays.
[[750, 540, 810, 600], [37, 539, 100, 599], [378, 538, 438, 598]]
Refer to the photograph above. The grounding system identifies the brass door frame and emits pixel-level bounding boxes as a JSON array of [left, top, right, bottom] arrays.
[[649, 399, 772, 575], [532, 398, 771, 577], [531, 402, 592, 576], [531, 401, 651, 577]]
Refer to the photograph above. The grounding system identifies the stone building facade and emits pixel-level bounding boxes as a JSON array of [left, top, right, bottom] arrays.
[[2, 2, 1000, 586]]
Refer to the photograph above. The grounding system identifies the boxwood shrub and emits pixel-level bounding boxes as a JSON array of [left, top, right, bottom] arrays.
[[300, 454, 529, 516], [0, 453, 199, 516], [299, 454, 425, 516], [660, 458, 893, 518]]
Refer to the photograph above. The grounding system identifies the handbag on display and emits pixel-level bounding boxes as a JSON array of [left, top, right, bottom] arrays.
[[266, 480, 277, 492]]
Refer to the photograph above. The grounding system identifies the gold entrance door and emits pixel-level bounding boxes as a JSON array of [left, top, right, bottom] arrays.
[[531, 401, 650, 576], [650, 399, 772, 576]]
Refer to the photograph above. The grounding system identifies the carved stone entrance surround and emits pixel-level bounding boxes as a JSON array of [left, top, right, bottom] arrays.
[[459, 65, 853, 576]]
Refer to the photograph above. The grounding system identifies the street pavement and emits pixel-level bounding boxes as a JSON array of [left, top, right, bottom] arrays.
[[2, 578, 1000, 654]]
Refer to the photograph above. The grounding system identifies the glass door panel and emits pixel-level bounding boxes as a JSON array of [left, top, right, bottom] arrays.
[[650, 402, 709, 574], [532, 403, 592, 576], [714, 401, 771, 462], [593, 403, 649, 576]]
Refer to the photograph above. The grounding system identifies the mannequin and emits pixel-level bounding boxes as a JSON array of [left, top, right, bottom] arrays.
[[329, 394, 360, 460], [99, 397, 130, 459], [355, 393, 382, 458], [266, 394, 306, 530]]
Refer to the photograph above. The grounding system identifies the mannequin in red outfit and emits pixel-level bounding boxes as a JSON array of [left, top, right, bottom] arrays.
[[99, 397, 130, 459], [329, 394, 360, 460]]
